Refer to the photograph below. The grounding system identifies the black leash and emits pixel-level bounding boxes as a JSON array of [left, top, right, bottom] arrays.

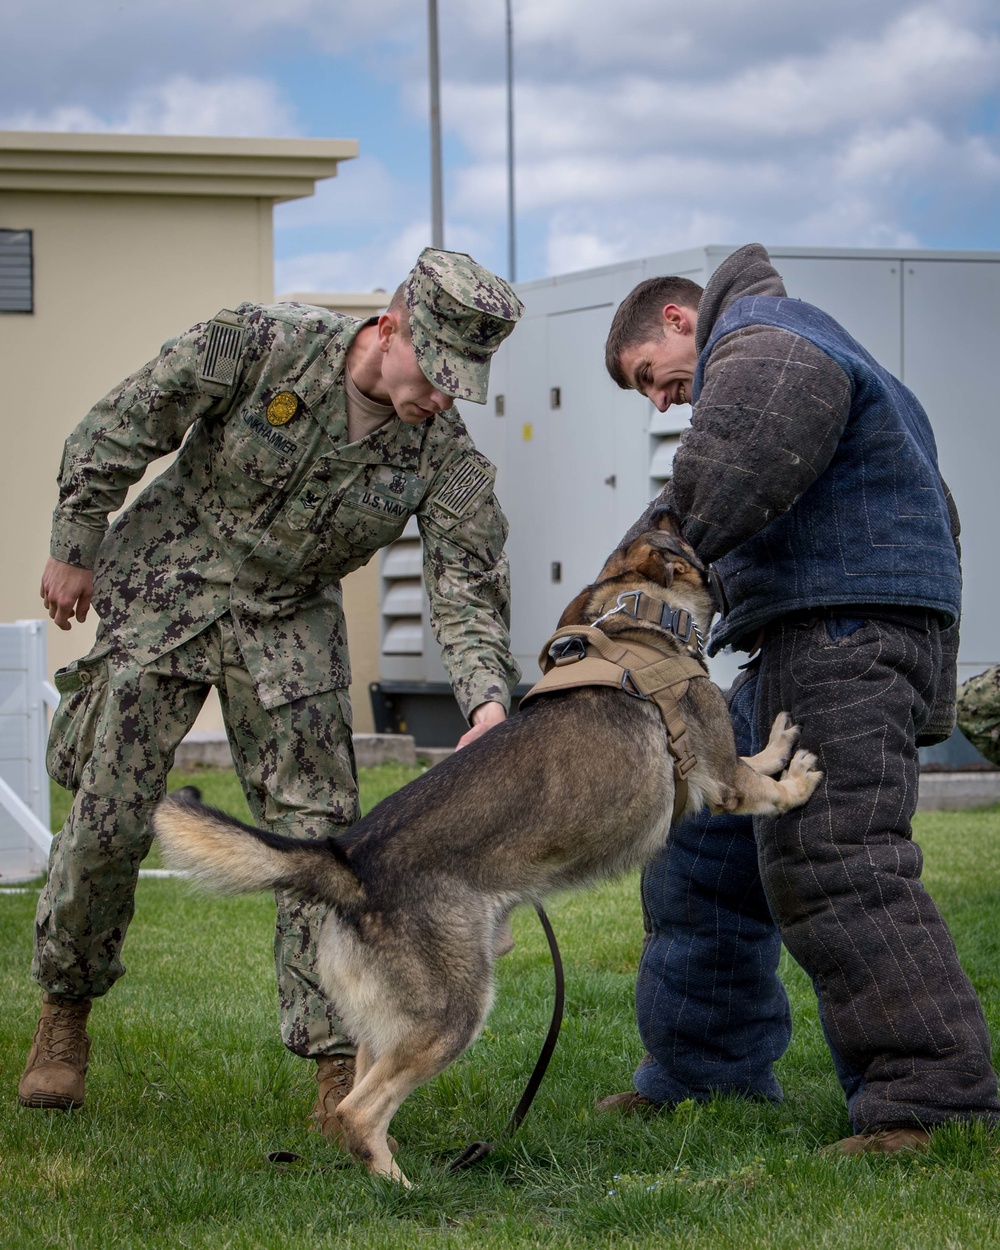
[[447, 902, 566, 1172]]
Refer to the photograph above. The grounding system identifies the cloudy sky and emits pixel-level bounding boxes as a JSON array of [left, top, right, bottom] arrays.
[[4, 0, 999, 292]]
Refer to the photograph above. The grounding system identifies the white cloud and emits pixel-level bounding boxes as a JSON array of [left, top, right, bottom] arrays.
[[790, 200, 921, 250], [2, 76, 298, 137], [677, 6, 1000, 140], [275, 217, 498, 294], [440, 5, 1000, 165], [4, 0, 1000, 282], [275, 158, 401, 230], [455, 151, 790, 218], [436, 2, 1000, 271], [275, 222, 437, 294], [448, 0, 909, 79], [962, 133, 1000, 184], [834, 119, 1000, 191], [833, 119, 948, 185], [544, 228, 628, 275]]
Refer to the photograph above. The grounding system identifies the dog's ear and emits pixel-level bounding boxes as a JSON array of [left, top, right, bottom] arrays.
[[633, 543, 681, 589], [557, 586, 594, 627], [641, 518, 706, 575]]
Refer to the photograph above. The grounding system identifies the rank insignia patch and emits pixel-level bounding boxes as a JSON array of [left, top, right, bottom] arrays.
[[267, 391, 299, 426]]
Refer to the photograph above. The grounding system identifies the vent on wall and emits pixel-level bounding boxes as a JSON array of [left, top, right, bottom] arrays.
[[0, 229, 33, 314], [380, 517, 424, 656], [649, 402, 691, 495]]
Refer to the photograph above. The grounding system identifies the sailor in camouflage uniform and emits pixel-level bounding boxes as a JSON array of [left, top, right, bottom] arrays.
[[20, 249, 524, 1138], [956, 665, 1000, 766]]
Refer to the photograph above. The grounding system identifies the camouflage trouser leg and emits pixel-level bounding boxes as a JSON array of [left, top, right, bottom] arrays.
[[216, 624, 360, 1059], [34, 629, 212, 998]]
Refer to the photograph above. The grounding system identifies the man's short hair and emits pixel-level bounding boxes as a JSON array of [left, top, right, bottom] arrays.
[[605, 276, 704, 389], [387, 282, 410, 333]]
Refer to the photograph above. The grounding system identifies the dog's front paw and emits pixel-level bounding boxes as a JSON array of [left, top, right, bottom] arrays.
[[747, 711, 802, 776], [780, 748, 822, 808], [769, 712, 800, 761]]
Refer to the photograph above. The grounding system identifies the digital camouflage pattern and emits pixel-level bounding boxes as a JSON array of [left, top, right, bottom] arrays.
[[405, 248, 524, 404], [956, 664, 1000, 766], [37, 620, 357, 1053], [40, 260, 522, 1055], [51, 290, 520, 716]]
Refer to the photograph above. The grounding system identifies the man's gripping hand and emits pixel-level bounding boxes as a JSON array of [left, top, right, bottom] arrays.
[[41, 558, 94, 631], [456, 700, 507, 749]]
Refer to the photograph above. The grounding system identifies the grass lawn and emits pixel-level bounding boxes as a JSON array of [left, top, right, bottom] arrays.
[[1, 768, 998, 1248]]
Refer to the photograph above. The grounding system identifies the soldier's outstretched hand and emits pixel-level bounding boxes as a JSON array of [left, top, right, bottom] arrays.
[[456, 700, 507, 749]]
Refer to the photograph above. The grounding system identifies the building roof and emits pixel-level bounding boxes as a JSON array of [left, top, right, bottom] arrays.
[[278, 291, 390, 312], [0, 131, 358, 202]]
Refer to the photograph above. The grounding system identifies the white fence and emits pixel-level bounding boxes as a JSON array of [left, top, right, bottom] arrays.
[[0, 621, 55, 881]]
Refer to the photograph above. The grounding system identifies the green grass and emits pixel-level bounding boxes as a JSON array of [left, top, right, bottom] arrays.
[[2, 776, 998, 1248]]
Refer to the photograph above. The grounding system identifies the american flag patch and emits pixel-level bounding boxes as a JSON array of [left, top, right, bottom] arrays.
[[433, 452, 495, 519], [198, 315, 246, 388]]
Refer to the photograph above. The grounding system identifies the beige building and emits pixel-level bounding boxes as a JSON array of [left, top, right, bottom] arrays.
[[0, 130, 390, 738]]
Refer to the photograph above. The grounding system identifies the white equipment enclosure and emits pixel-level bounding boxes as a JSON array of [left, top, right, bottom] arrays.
[[374, 245, 999, 763]]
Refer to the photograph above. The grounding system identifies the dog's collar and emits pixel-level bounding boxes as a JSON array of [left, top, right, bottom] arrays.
[[593, 590, 705, 655]]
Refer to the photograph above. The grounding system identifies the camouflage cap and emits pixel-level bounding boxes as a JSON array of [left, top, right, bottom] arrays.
[[405, 248, 524, 404]]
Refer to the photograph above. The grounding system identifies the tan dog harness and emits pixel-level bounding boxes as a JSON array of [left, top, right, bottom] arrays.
[[520, 611, 710, 822]]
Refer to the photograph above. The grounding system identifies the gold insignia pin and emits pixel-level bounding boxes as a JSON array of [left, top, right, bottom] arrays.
[[267, 391, 299, 426]]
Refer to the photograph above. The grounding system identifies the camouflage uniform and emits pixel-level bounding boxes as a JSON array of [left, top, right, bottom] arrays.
[[956, 665, 1000, 766], [36, 249, 523, 1058]]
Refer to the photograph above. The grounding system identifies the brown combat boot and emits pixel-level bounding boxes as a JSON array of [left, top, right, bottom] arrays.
[[310, 1055, 356, 1147], [823, 1127, 932, 1156], [18, 992, 92, 1110], [311, 1055, 398, 1153], [594, 1090, 660, 1114]]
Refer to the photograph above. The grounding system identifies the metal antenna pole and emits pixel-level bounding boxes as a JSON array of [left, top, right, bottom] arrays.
[[505, 0, 516, 282], [428, 0, 445, 248]]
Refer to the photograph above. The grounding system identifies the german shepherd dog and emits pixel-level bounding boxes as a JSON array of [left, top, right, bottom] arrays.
[[153, 511, 821, 1185]]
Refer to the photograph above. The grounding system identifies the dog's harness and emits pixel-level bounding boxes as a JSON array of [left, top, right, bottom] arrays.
[[519, 593, 709, 823]]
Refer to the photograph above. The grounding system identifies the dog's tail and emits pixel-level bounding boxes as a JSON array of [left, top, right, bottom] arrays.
[[152, 788, 363, 907]]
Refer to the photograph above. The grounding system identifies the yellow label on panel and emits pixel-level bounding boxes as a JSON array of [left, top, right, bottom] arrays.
[[522, 423, 533, 441]]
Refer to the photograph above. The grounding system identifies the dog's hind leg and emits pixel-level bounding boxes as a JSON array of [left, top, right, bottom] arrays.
[[354, 1042, 373, 1085], [337, 1037, 467, 1186], [336, 1043, 399, 1159]]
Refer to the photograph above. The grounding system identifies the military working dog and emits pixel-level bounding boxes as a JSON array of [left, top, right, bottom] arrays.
[[153, 511, 821, 1185]]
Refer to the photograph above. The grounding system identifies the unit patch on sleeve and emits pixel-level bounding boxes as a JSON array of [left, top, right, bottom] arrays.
[[431, 451, 496, 521], [198, 312, 246, 390]]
